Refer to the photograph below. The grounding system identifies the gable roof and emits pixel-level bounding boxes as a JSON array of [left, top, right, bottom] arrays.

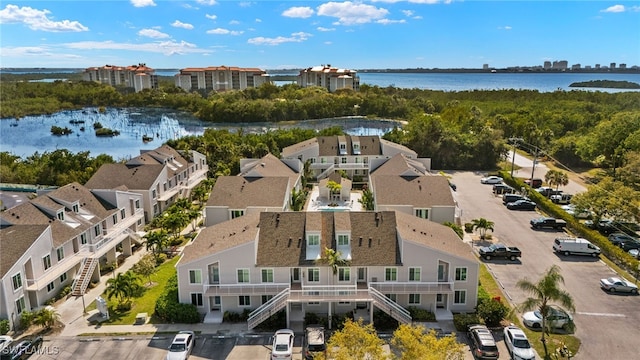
[[281, 138, 318, 158], [239, 153, 300, 186], [206, 176, 290, 209], [371, 175, 455, 208], [179, 212, 261, 266], [370, 153, 429, 176], [317, 136, 381, 156], [0, 225, 50, 278], [84, 163, 165, 190]]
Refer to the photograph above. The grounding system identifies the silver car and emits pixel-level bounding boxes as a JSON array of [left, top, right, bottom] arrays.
[[600, 277, 639, 294], [503, 325, 536, 360], [166, 331, 195, 360], [481, 176, 503, 184]]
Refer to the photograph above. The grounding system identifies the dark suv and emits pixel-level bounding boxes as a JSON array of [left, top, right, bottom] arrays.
[[304, 325, 326, 360], [468, 324, 499, 359]]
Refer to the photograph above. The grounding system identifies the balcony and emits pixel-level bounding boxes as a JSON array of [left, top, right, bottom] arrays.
[[370, 281, 454, 294], [203, 283, 289, 296]]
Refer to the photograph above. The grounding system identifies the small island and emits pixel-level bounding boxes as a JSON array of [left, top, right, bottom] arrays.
[[569, 80, 640, 89]]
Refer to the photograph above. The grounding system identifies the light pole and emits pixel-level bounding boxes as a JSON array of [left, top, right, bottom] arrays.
[[509, 138, 522, 178], [530, 145, 538, 184]]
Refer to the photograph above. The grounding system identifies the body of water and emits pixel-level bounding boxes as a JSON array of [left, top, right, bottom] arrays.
[[0, 108, 398, 160]]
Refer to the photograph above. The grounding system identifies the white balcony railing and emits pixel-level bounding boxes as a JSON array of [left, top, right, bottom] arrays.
[[370, 281, 455, 294], [203, 283, 290, 296]]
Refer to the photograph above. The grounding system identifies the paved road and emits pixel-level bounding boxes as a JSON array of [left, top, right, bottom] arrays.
[[507, 151, 587, 196], [451, 170, 639, 360]]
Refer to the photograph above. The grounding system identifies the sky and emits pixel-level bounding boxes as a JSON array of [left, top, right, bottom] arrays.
[[1, 1, 639, 70]]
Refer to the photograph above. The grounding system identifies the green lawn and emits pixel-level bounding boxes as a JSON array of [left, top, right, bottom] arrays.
[[479, 264, 581, 359], [89, 256, 179, 325]]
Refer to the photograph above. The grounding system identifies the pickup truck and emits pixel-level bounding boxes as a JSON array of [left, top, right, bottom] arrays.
[[530, 217, 567, 230], [479, 243, 522, 261]]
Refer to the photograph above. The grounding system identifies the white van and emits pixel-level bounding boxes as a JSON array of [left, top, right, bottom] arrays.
[[553, 237, 601, 257]]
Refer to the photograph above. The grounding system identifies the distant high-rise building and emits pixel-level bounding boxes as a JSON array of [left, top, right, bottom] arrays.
[[552, 60, 568, 70], [543, 61, 552, 70], [595, 64, 601, 69], [571, 64, 581, 70], [483, 64, 489, 70], [619, 64, 627, 69], [610, 62, 616, 69], [82, 63, 158, 92], [298, 65, 360, 92]]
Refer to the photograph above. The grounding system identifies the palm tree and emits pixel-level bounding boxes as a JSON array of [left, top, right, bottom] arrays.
[[161, 211, 189, 239], [105, 271, 139, 305], [316, 247, 350, 280], [358, 185, 375, 210], [545, 169, 569, 192], [471, 218, 495, 240], [290, 188, 307, 211], [517, 265, 575, 357], [33, 307, 60, 330], [144, 229, 169, 254]]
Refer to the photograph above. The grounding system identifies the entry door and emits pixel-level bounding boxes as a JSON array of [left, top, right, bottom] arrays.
[[210, 296, 221, 311], [291, 268, 301, 283], [436, 294, 447, 309], [357, 267, 367, 282]]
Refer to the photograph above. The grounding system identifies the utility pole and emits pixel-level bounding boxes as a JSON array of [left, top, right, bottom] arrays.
[[530, 145, 538, 184], [509, 138, 521, 178]]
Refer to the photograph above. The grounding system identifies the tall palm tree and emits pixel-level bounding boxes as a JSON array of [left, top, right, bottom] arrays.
[[545, 169, 569, 191], [105, 271, 139, 305], [290, 188, 307, 211], [316, 247, 350, 280], [358, 185, 375, 210], [517, 265, 575, 357], [471, 218, 495, 240]]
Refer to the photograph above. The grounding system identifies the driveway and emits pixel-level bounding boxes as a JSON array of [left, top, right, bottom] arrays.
[[451, 170, 638, 360]]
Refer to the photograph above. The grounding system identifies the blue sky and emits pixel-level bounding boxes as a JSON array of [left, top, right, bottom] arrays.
[[1, 1, 639, 70]]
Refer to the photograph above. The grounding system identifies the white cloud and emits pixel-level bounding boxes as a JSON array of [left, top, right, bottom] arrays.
[[239, 2, 253, 7], [229, 20, 240, 25], [401, 9, 423, 19], [171, 20, 194, 30], [282, 7, 315, 18], [206, 27, 244, 35], [601, 5, 625, 13], [248, 32, 312, 46], [196, 0, 218, 5], [255, 18, 262, 22], [376, 18, 406, 24], [206, 14, 217, 20], [317, 26, 335, 32], [131, 0, 156, 8], [317, 1, 389, 25], [138, 28, 170, 39], [63, 40, 209, 56], [324, 41, 332, 45], [0, 4, 88, 32]]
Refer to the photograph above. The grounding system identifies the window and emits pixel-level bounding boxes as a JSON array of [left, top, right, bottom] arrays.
[[261, 269, 274, 283], [72, 204, 79, 213], [189, 270, 202, 284], [237, 269, 250, 283], [112, 213, 118, 224], [191, 293, 203, 307], [12, 273, 22, 291], [15, 296, 26, 314], [454, 290, 467, 304], [57, 211, 64, 221], [338, 268, 350, 282], [415, 209, 429, 219], [341, 157, 347, 164], [385, 294, 397, 302], [60, 273, 68, 283], [409, 267, 421, 281], [231, 210, 244, 219], [47, 282, 55, 292], [120, 209, 126, 219], [385, 268, 397, 281], [43, 255, 51, 270], [262, 295, 273, 304], [308, 268, 320, 282], [409, 294, 421, 304], [152, 189, 157, 199], [210, 263, 220, 284], [80, 233, 87, 245], [455, 268, 468, 281], [239, 296, 251, 307], [337, 234, 349, 246], [56, 247, 65, 261], [94, 224, 101, 237], [307, 234, 320, 246], [163, 183, 167, 191], [135, 199, 140, 209]]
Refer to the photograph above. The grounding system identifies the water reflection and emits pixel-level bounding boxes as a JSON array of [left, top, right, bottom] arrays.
[[0, 108, 399, 160]]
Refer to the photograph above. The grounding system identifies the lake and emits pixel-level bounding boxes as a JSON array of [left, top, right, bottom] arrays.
[[0, 108, 399, 160]]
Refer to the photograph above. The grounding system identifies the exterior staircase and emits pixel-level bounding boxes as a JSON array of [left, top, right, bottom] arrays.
[[247, 289, 290, 330], [369, 287, 412, 324], [71, 257, 98, 296], [124, 228, 144, 245]]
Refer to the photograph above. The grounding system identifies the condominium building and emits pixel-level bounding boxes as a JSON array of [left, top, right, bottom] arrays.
[[85, 145, 209, 222], [0, 183, 145, 329], [176, 211, 478, 329], [82, 63, 158, 92], [298, 65, 360, 92], [174, 66, 270, 92]]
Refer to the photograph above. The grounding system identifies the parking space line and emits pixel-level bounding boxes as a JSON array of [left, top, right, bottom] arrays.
[[575, 312, 626, 317]]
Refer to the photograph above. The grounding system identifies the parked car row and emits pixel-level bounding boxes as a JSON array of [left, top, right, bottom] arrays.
[[0, 336, 43, 360], [468, 324, 537, 360]]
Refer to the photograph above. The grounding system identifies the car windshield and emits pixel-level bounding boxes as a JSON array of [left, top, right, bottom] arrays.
[[169, 343, 186, 352], [513, 338, 531, 348], [308, 344, 326, 351], [275, 344, 289, 351], [533, 311, 543, 319]]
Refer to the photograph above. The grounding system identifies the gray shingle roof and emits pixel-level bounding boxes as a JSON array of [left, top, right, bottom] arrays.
[[84, 163, 165, 190], [372, 175, 455, 207], [206, 176, 290, 209], [0, 225, 49, 278]]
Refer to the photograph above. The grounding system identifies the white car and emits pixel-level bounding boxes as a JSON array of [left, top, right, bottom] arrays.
[[503, 325, 536, 360], [522, 307, 572, 330], [0, 335, 13, 353], [560, 204, 591, 219], [481, 175, 503, 184], [166, 331, 195, 360], [600, 277, 639, 294], [271, 329, 295, 360]]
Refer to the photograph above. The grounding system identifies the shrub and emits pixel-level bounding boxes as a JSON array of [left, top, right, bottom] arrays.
[[477, 299, 509, 327], [154, 274, 200, 323], [155, 253, 168, 265], [453, 313, 481, 332], [476, 286, 491, 307], [407, 306, 436, 321], [464, 222, 474, 233], [20, 310, 35, 330], [0, 319, 9, 335]]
